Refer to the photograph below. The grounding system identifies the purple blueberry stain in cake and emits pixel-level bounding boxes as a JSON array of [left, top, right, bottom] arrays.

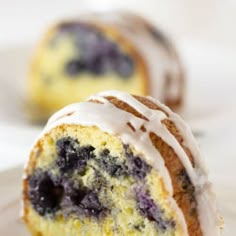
[[28, 167, 108, 219], [135, 187, 175, 232], [80, 191, 105, 217], [56, 137, 81, 173], [124, 144, 151, 179], [28, 170, 64, 216], [56, 137, 79, 157], [62, 180, 107, 219], [115, 54, 134, 78], [96, 149, 128, 177], [56, 137, 95, 174], [28, 139, 164, 224], [56, 22, 135, 78], [86, 55, 106, 75], [65, 59, 87, 76], [97, 145, 151, 179], [91, 170, 108, 191]]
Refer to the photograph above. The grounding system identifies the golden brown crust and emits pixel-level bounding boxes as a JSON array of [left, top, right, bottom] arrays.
[[22, 125, 65, 225], [133, 96, 202, 235], [132, 95, 194, 166], [119, 12, 185, 111], [163, 70, 185, 112], [162, 119, 195, 166], [149, 133, 201, 236], [24, 95, 201, 235], [133, 95, 169, 116], [89, 96, 202, 236], [104, 96, 148, 120]]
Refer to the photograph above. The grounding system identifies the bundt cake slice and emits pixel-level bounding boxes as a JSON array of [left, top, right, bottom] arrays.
[[22, 90, 221, 236], [27, 11, 184, 121]]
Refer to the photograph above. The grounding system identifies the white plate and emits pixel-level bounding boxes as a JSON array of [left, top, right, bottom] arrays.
[[0, 166, 234, 235]]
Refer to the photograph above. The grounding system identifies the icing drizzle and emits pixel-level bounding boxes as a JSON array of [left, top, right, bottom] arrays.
[[41, 90, 221, 236], [81, 11, 183, 104]]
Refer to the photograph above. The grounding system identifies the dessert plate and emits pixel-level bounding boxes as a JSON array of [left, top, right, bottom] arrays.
[[0, 166, 234, 235]]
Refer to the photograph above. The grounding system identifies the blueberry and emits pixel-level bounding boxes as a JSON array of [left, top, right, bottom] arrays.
[[137, 190, 160, 222], [56, 137, 80, 173], [80, 191, 104, 216], [58, 21, 134, 78], [78, 145, 96, 160], [62, 181, 106, 218], [86, 55, 105, 75], [102, 41, 118, 58], [136, 188, 175, 232], [65, 59, 86, 77], [28, 171, 64, 216], [124, 145, 151, 179], [97, 149, 128, 177], [69, 186, 88, 206], [115, 54, 134, 78], [56, 137, 95, 174], [56, 137, 78, 156]]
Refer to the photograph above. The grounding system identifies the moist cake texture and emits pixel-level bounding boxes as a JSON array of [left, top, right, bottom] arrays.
[[23, 90, 222, 236]]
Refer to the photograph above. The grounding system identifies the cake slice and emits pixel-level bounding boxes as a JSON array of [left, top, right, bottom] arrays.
[[22, 90, 221, 236], [27, 11, 184, 121]]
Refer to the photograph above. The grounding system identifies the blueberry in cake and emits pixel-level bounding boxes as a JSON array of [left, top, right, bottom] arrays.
[[22, 90, 222, 236], [27, 11, 185, 121]]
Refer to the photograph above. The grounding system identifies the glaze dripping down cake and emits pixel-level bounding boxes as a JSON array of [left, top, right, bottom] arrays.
[[22, 90, 221, 236], [27, 11, 185, 121]]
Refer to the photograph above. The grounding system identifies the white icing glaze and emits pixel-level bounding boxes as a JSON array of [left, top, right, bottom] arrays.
[[145, 95, 222, 236], [46, 101, 173, 194], [81, 11, 183, 104], [29, 90, 221, 236]]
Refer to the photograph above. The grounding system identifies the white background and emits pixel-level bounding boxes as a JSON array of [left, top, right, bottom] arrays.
[[0, 0, 236, 48]]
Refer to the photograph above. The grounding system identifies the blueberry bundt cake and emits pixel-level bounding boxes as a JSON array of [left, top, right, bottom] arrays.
[[22, 90, 221, 236], [27, 11, 184, 121]]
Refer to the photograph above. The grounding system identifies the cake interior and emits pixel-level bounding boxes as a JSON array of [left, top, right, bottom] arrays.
[[29, 22, 147, 117], [24, 125, 184, 236]]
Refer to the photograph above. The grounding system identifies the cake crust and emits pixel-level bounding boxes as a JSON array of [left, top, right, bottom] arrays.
[[23, 91, 221, 236], [27, 11, 185, 122]]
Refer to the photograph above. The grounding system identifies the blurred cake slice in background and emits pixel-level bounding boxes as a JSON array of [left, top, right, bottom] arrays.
[[27, 11, 185, 122]]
